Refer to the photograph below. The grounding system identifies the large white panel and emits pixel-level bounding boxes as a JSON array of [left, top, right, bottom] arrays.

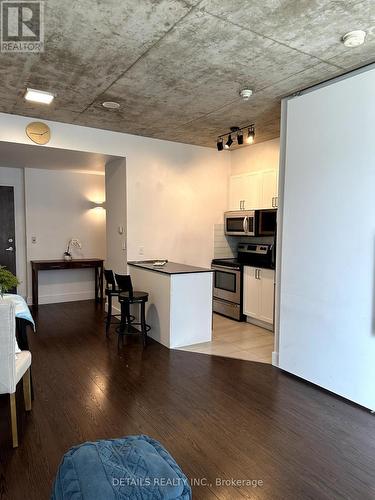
[[279, 68, 375, 410]]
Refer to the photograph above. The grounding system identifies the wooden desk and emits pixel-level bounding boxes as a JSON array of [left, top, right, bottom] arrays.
[[31, 259, 104, 307]]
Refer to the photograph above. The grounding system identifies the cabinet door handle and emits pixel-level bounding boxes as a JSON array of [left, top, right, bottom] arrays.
[[242, 200, 245, 209], [272, 197, 275, 207], [275, 196, 278, 208], [258, 269, 261, 280]]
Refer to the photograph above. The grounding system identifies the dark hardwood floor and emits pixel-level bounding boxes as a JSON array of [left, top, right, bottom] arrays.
[[0, 301, 374, 499]]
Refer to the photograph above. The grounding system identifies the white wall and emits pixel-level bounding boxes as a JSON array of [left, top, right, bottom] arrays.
[[277, 66, 375, 410], [24, 168, 106, 304], [127, 143, 229, 267], [105, 158, 127, 274], [230, 138, 280, 175], [0, 113, 230, 274], [0, 167, 27, 297]]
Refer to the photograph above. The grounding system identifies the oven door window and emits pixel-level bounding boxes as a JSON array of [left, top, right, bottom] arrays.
[[215, 270, 237, 292], [226, 217, 244, 233]]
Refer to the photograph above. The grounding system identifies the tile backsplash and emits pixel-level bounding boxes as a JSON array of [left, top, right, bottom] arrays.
[[214, 224, 275, 260], [213, 224, 237, 259]]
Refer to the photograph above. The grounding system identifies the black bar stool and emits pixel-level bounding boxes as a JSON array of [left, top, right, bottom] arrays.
[[104, 269, 121, 336], [115, 274, 150, 347]]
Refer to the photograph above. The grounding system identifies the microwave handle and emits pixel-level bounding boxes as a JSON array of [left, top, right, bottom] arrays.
[[243, 216, 248, 233]]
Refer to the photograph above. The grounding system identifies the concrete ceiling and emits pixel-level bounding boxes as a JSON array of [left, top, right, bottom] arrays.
[[0, 141, 120, 172], [0, 0, 374, 148]]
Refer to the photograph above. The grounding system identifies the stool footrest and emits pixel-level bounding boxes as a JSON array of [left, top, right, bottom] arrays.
[[116, 323, 151, 335]]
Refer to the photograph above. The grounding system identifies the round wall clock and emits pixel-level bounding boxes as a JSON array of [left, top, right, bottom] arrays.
[[25, 122, 51, 145]]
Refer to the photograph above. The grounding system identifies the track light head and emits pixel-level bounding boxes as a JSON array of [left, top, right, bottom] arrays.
[[247, 125, 255, 144], [217, 138, 224, 151], [237, 131, 244, 145], [224, 134, 233, 149]]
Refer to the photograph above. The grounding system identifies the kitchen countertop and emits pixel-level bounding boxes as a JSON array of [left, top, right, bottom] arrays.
[[128, 260, 213, 275]]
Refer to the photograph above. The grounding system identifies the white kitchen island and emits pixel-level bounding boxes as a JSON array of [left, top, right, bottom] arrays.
[[128, 261, 213, 349]]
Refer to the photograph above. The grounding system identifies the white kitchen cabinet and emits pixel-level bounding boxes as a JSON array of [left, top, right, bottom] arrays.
[[228, 170, 278, 211], [244, 172, 261, 209], [229, 174, 246, 210], [229, 172, 261, 210], [258, 268, 275, 323], [260, 169, 278, 209], [243, 266, 275, 325], [243, 266, 259, 318]]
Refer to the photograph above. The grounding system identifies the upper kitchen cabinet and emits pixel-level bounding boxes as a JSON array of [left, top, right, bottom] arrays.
[[260, 169, 278, 209], [228, 170, 278, 210], [229, 172, 260, 210]]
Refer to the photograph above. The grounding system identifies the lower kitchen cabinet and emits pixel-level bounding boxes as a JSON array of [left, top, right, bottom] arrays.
[[243, 266, 275, 325]]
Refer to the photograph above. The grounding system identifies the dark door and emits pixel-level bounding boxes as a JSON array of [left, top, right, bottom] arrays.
[[0, 186, 16, 276]]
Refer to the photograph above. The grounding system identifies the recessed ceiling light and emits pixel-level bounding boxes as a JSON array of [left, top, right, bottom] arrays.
[[102, 101, 120, 109], [24, 88, 55, 104], [342, 30, 366, 47]]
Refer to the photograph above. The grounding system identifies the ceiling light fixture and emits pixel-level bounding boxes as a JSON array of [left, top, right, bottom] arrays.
[[24, 88, 55, 104], [239, 88, 253, 101], [342, 30, 366, 47], [216, 124, 255, 151], [102, 101, 120, 109]]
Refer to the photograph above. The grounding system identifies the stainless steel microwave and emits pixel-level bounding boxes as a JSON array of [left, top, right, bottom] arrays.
[[224, 210, 255, 236]]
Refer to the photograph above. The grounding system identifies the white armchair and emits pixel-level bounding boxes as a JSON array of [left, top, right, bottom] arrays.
[[0, 303, 32, 447]]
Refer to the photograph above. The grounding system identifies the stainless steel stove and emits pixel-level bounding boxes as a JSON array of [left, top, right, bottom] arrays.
[[211, 243, 275, 321], [211, 258, 243, 321]]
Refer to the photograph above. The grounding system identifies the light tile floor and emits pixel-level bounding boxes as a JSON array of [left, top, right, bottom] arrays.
[[177, 313, 274, 364]]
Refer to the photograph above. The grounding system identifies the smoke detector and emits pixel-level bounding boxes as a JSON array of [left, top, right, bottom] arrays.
[[342, 30, 366, 47], [239, 88, 253, 101]]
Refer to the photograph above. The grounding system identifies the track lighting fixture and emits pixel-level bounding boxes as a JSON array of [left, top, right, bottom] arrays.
[[247, 125, 255, 144], [215, 124, 255, 151], [224, 134, 233, 149]]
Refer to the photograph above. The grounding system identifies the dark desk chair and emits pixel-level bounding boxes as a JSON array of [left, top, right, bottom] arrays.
[[115, 274, 150, 347], [104, 270, 120, 336]]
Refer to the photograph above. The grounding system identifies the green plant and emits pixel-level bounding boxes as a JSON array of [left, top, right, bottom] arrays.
[[0, 266, 19, 297]]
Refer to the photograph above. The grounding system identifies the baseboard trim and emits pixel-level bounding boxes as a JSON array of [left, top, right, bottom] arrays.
[[27, 291, 95, 305], [272, 351, 279, 367], [245, 316, 273, 331]]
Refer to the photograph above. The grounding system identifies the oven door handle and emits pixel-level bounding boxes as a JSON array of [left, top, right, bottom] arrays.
[[212, 265, 241, 272], [243, 216, 248, 234]]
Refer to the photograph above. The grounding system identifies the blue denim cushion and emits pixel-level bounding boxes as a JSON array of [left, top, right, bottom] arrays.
[[51, 435, 191, 499]]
